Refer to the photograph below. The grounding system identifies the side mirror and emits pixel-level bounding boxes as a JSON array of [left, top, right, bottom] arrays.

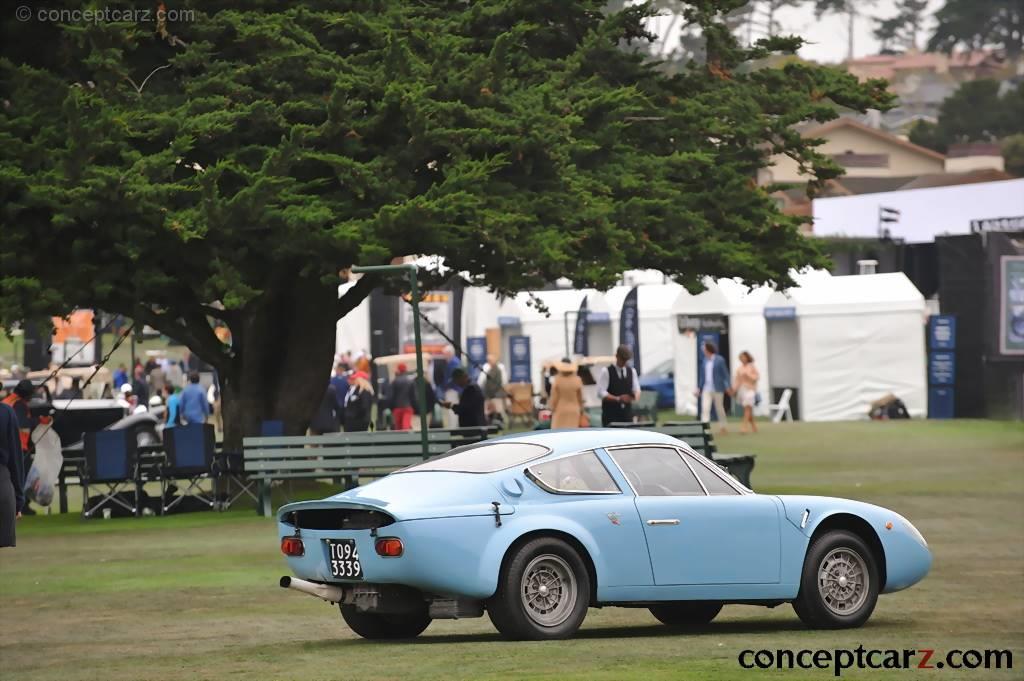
[[668, 371, 674, 379]]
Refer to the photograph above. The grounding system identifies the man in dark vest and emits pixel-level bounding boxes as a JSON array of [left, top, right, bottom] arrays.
[[598, 345, 640, 426]]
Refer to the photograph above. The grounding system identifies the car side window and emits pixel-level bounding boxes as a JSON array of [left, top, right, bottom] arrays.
[[611, 447, 705, 496], [526, 451, 620, 494], [683, 451, 740, 495]]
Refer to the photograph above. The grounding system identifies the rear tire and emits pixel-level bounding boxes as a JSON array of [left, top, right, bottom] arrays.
[[487, 537, 591, 640], [792, 530, 879, 629], [649, 601, 723, 628], [340, 605, 431, 639]]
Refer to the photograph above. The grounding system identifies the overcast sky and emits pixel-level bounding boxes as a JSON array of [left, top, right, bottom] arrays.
[[648, 0, 945, 65]]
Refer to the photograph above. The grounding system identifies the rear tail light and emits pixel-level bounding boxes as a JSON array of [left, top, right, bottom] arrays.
[[375, 537, 403, 557], [281, 536, 305, 557]]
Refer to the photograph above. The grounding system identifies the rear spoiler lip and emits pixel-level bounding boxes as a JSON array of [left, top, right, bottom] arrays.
[[276, 499, 391, 521]]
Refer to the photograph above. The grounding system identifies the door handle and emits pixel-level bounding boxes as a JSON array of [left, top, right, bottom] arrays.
[[646, 519, 680, 526]]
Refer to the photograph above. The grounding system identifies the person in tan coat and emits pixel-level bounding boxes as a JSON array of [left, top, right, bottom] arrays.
[[549, 359, 584, 429]]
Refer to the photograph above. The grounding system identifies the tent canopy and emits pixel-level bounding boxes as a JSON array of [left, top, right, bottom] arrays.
[[767, 272, 924, 316]]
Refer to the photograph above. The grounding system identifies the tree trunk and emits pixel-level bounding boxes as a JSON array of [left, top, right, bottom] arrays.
[[218, 275, 352, 449]]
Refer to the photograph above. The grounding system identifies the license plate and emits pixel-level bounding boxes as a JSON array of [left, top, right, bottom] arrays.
[[326, 539, 363, 580]]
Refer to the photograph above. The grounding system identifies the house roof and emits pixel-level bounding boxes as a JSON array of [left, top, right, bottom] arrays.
[[899, 168, 1013, 190], [845, 49, 1003, 80], [803, 118, 947, 162]]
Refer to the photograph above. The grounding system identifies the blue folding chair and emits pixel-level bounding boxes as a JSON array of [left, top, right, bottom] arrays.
[[161, 424, 216, 514], [261, 420, 284, 436], [82, 430, 138, 518]]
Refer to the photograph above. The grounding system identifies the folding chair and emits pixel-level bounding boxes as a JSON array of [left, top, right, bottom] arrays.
[[161, 424, 216, 514], [82, 430, 138, 518], [769, 388, 794, 423], [213, 447, 258, 511]]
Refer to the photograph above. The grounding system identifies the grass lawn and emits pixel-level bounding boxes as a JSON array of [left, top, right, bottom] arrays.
[[2, 420, 1022, 680]]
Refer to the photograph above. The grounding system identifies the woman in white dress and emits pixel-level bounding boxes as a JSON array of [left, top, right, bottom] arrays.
[[731, 351, 760, 434]]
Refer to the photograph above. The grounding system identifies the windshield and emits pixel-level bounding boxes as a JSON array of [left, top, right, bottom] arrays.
[[399, 441, 551, 474]]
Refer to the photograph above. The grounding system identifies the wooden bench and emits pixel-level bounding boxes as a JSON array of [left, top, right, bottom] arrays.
[[656, 421, 756, 489], [242, 427, 496, 516]]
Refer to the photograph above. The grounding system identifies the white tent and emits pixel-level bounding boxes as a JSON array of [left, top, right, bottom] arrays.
[[606, 283, 685, 376], [669, 279, 778, 416], [511, 289, 613, 390], [764, 272, 927, 421]]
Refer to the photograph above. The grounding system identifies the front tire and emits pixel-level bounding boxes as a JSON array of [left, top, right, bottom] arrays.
[[792, 530, 879, 629], [487, 537, 591, 640], [340, 605, 431, 640], [649, 601, 723, 628]]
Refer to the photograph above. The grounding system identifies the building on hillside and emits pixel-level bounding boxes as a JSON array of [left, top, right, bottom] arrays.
[[844, 50, 1009, 127], [762, 118, 946, 186]]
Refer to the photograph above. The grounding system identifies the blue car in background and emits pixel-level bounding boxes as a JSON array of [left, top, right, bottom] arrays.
[[640, 359, 675, 408], [277, 429, 931, 641]]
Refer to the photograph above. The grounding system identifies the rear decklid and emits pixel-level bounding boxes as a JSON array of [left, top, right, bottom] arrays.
[[278, 471, 515, 523]]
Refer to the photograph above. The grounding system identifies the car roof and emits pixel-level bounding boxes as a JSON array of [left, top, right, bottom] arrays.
[[489, 428, 683, 458]]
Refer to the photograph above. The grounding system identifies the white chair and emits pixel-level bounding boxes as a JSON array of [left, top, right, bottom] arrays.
[[769, 388, 793, 423]]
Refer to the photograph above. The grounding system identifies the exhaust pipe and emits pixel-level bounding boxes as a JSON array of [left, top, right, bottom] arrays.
[[280, 576, 346, 604]]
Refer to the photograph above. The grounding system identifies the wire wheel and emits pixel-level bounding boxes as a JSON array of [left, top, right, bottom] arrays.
[[817, 547, 870, 616], [520, 554, 577, 628]]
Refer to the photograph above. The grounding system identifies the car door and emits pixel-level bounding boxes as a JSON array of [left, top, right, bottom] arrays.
[[608, 445, 781, 585]]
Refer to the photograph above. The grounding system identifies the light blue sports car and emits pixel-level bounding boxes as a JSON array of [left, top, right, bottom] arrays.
[[277, 429, 931, 640]]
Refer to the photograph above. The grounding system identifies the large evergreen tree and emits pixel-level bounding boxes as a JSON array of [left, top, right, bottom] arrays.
[[1, 0, 890, 443], [928, 0, 1024, 63], [908, 79, 1024, 152]]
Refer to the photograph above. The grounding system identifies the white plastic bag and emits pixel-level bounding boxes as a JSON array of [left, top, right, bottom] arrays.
[[26, 426, 63, 507]]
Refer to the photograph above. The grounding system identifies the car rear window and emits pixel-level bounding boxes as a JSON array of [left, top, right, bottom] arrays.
[[400, 442, 550, 474]]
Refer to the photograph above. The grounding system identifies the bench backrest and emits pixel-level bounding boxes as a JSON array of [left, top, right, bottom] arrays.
[[652, 421, 716, 459], [241, 427, 495, 476]]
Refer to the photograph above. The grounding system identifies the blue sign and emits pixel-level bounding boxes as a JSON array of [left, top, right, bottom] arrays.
[[764, 306, 797, 320], [928, 315, 956, 350], [928, 351, 955, 386], [466, 336, 487, 381], [928, 386, 954, 419], [509, 335, 531, 384]]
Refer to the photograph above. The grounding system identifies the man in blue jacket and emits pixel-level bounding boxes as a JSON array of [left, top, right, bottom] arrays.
[[179, 372, 210, 425], [697, 341, 730, 433]]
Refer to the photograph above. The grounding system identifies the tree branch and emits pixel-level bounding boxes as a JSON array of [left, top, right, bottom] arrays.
[[337, 272, 380, 318], [130, 305, 231, 372]]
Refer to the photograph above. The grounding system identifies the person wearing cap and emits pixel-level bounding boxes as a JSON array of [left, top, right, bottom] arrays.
[[0, 401, 26, 547], [343, 370, 374, 432], [117, 382, 135, 411], [597, 345, 640, 426], [389, 363, 416, 431], [441, 368, 486, 428], [549, 358, 585, 429], [1, 379, 35, 454]]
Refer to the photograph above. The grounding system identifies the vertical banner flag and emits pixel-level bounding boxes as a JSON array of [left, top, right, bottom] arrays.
[[619, 286, 641, 375], [927, 315, 956, 419], [573, 296, 589, 356], [1000, 256, 1024, 355], [466, 336, 487, 381], [509, 335, 532, 384]]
